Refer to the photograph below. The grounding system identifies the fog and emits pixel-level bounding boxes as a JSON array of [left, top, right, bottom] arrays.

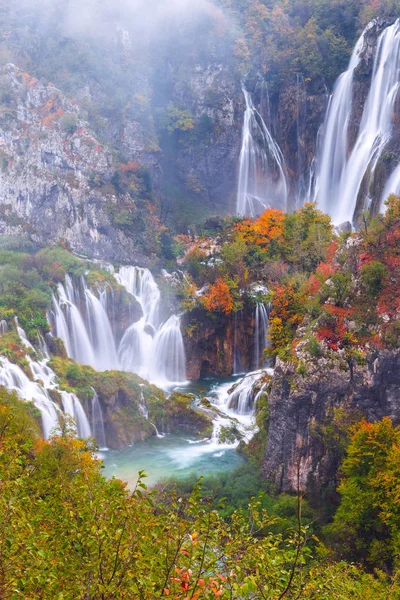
[[10, 0, 230, 41]]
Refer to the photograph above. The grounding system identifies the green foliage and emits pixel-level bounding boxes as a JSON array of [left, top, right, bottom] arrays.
[[159, 102, 195, 134], [308, 335, 322, 357], [361, 260, 388, 297], [326, 418, 400, 572], [0, 389, 398, 598]]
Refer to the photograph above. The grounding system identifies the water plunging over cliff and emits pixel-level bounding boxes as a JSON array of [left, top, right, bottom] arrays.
[[253, 302, 270, 370], [0, 355, 92, 440], [50, 268, 187, 387], [313, 20, 400, 224], [237, 86, 287, 217]]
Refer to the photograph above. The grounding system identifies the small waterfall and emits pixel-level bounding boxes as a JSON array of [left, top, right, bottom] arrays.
[[138, 390, 149, 420], [61, 391, 92, 439], [0, 357, 60, 438], [153, 316, 187, 384], [52, 278, 97, 368], [90, 389, 107, 449], [0, 320, 8, 334], [227, 371, 263, 415], [115, 266, 160, 327], [237, 85, 287, 217], [253, 302, 270, 370], [15, 318, 34, 350], [84, 287, 119, 370], [115, 267, 186, 386], [381, 163, 400, 207], [313, 20, 400, 224]]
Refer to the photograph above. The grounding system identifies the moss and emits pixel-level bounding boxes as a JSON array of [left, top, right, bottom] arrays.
[[147, 391, 212, 434], [219, 424, 243, 444], [111, 405, 151, 446], [0, 331, 32, 373]]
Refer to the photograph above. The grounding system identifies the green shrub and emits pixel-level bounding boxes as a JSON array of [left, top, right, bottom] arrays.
[[361, 260, 388, 297]]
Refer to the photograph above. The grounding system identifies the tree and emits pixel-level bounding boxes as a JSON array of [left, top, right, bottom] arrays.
[[326, 417, 400, 571]]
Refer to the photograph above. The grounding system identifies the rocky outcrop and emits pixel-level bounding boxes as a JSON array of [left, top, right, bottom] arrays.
[[262, 350, 400, 495], [167, 64, 243, 214], [0, 64, 153, 264], [182, 307, 256, 380]]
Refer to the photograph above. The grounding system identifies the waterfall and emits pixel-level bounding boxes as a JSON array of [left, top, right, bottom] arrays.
[[0, 354, 92, 440], [0, 357, 59, 438], [115, 266, 160, 327], [0, 320, 8, 334], [52, 278, 97, 368], [227, 371, 263, 415], [381, 163, 400, 208], [313, 20, 400, 224], [115, 266, 186, 386], [15, 318, 34, 350], [312, 27, 368, 215], [61, 391, 92, 439], [295, 75, 308, 207], [236, 86, 287, 217], [84, 288, 119, 370], [153, 316, 187, 384], [91, 389, 107, 449], [253, 302, 270, 369], [50, 267, 187, 387]]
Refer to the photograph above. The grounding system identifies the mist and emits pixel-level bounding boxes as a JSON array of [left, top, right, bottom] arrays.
[[9, 0, 230, 42]]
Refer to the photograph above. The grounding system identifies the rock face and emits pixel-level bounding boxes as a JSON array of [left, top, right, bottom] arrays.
[[182, 307, 257, 380], [0, 64, 155, 263], [168, 65, 243, 214], [262, 350, 400, 494]]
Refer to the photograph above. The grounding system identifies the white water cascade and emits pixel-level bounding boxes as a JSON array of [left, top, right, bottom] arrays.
[[313, 19, 400, 224], [91, 389, 107, 449], [226, 371, 265, 416], [0, 355, 92, 440], [311, 27, 368, 215], [50, 267, 187, 388], [253, 302, 270, 369], [61, 391, 92, 439], [237, 86, 287, 217]]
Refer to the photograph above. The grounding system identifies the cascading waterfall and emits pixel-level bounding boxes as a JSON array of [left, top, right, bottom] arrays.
[[0, 355, 92, 440], [381, 163, 400, 207], [313, 19, 400, 224], [115, 266, 186, 385], [50, 267, 187, 387], [84, 287, 119, 371], [227, 371, 264, 415], [295, 74, 308, 207], [91, 389, 107, 449], [153, 315, 186, 383], [253, 302, 270, 369], [311, 27, 367, 215], [237, 86, 287, 217], [61, 391, 92, 439], [0, 357, 60, 438]]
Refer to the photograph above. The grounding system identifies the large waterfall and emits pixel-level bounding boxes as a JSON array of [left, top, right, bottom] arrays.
[[312, 19, 400, 224], [312, 26, 369, 216], [50, 267, 187, 388], [237, 86, 287, 217]]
